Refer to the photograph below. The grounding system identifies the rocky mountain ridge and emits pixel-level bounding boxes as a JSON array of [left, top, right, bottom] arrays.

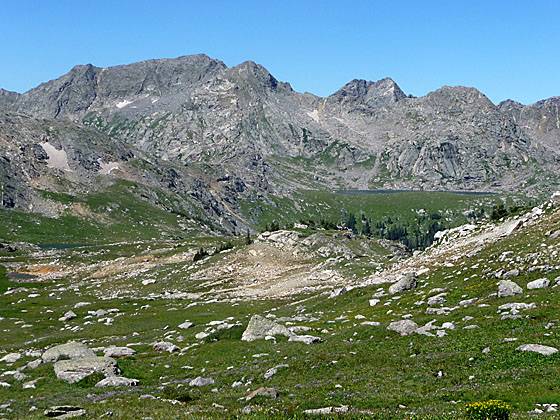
[[1, 54, 560, 229]]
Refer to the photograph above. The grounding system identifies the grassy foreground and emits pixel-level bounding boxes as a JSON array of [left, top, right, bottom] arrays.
[[0, 190, 556, 419]]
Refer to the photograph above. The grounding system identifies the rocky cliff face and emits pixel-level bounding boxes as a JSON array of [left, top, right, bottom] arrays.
[[1, 54, 560, 227]]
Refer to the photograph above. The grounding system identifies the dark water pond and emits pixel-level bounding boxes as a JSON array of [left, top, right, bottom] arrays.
[[38, 243, 87, 250], [7, 272, 38, 280], [337, 189, 494, 196]]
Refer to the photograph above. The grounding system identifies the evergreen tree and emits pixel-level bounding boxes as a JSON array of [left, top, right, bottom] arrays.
[[345, 213, 357, 233], [362, 218, 372, 237]]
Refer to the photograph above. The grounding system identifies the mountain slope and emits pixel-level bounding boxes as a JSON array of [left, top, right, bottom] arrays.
[[1, 54, 560, 228]]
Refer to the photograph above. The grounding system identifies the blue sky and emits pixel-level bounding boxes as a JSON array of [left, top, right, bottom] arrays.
[[2, 0, 559, 104]]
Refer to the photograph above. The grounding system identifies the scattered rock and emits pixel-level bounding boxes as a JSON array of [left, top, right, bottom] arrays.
[[303, 406, 349, 415], [54, 356, 118, 384], [497, 280, 523, 298], [527, 278, 550, 289], [178, 321, 194, 330], [516, 344, 558, 356], [152, 341, 179, 353], [245, 387, 279, 401], [59, 311, 77, 322], [387, 320, 418, 336], [264, 364, 289, 380], [95, 376, 139, 387], [42, 342, 95, 363], [103, 346, 136, 358], [241, 315, 294, 341], [1, 352, 21, 364], [288, 335, 322, 344], [368, 298, 380, 307], [189, 376, 215, 387], [427, 293, 447, 306], [388, 272, 417, 295]]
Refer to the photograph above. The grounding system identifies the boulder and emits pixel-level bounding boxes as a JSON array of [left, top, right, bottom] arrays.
[[288, 335, 322, 344], [497, 280, 523, 298], [241, 315, 294, 341], [427, 293, 447, 306], [54, 356, 118, 384], [189, 376, 215, 387], [527, 278, 550, 289], [58, 311, 77, 322], [387, 320, 418, 336], [42, 342, 95, 363], [178, 321, 194, 330], [503, 269, 520, 278], [303, 406, 349, 415], [516, 344, 558, 356], [245, 387, 279, 401], [264, 364, 289, 380], [1, 352, 21, 364], [103, 346, 136, 358], [388, 272, 417, 295], [152, 341, 179, 353], [95, 376, 139, 387]]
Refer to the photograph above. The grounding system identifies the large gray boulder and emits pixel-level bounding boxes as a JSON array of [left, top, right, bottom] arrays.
[[95, 376, 139, 387], [103, 346, 136, 358], [387, 320, 419, 336], [152, 341, 179, 353], [517, 344, 558, 356], [497, 280, 523, 298], [42, 342, 95, 363], [527, 278, 550, 289], [245, 387, 279, 401], [241, 315, 294, 341], [288, 335, 322, 344], [389, 272, 418, 295], [54, 356, 118, 384], [189, 376, 215, 387]]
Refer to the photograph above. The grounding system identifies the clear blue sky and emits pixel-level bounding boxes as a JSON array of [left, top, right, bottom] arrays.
[[2, 0, 559, 104]]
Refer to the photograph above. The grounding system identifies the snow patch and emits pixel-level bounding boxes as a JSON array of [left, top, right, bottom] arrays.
[[40, 143, 71, 171]]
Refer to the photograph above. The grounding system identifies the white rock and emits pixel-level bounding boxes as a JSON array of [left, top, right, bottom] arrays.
[[95, 376, 139, 387], [178, 321, 194, 330], [288, 335, 322, 344], [42, 342, 95, 363], [527, 278, 550, 289], [241, 315, 294, 342], [497, 280, 523, 297], [189, 376, 215, 387], [388, 273, 417, 295], [152, 341, 179, 353], [1, 353, 21, 364], [103, 346, 136, 358], [516, 344, 558, 356], [54, 356, 118, 384], [387, 320, 418, 336]]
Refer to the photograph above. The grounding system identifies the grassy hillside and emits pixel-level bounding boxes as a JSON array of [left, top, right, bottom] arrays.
[[0, 199, 558, 418]]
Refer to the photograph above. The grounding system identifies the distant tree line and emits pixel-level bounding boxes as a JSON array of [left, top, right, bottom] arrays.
[[260, 200, 532, 251]]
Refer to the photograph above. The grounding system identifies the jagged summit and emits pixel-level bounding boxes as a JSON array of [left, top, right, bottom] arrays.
[[329, 77, 406, 107], [227, 60, 293, 93], [1, 53, 560, 220]]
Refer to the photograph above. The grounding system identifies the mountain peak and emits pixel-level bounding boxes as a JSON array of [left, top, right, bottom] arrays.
[[329, 77, 406, 107], [426, 85, 495, 109], [228, 61, 292, 92]]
